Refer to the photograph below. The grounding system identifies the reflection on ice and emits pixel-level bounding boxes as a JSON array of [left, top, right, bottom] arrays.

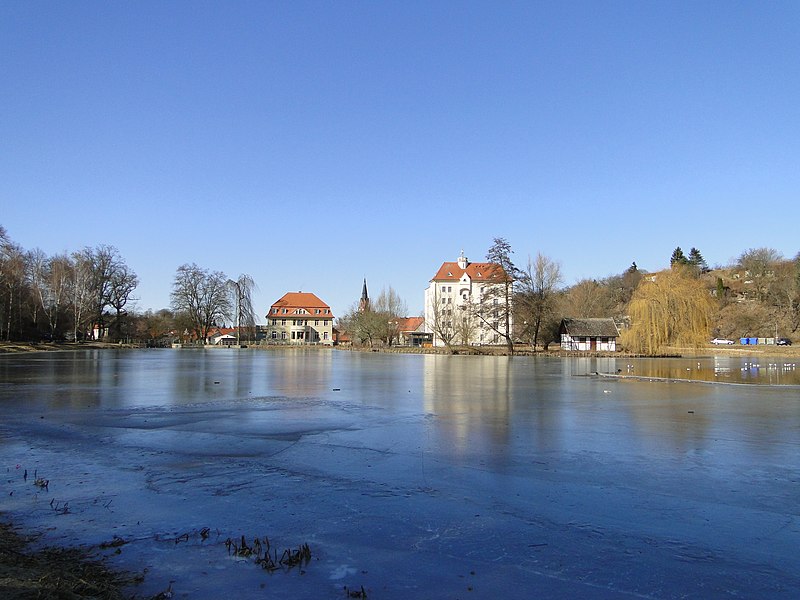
[[0, 349, 799, 599]]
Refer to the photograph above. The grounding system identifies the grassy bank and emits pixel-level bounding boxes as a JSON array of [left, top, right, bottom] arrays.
[[0, 521, 137, 600]]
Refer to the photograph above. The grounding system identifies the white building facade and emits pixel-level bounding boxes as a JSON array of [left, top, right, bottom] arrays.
[[423, 251, 513, 347]]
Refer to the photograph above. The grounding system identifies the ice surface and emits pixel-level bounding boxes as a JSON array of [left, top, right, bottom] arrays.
[[1, 349, 799, 598]]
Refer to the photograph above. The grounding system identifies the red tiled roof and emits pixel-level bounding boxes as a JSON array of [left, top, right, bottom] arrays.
[[431, 261, 509, 282], [392, 316, 424, 332], [268, 292, 334, 317]]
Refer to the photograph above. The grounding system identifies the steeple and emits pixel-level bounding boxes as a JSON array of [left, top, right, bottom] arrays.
[[359, 278, 370, 312]]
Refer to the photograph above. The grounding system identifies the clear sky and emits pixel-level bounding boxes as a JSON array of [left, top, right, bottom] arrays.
[[2, 1, 799, 321]]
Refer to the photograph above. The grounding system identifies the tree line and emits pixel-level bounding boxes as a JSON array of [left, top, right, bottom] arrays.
[[4, 222, 799, 352], [0, 226, 258, 345], [338, 238, 800, 355], [0, 226, 138, 342]]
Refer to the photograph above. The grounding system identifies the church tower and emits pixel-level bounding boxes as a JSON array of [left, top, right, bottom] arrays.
[[358, 278, 370, 312]]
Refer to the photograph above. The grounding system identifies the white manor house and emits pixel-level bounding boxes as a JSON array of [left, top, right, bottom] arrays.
[[423, 251, 513, 347]]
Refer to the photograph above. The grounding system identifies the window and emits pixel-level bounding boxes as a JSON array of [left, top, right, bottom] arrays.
[[315, 320, 319, 326], [272, 319, 278, 326], [282, 308, 287, 314], [323, 332, 329, 340], [315, 309, 320, 314], [281, 332, 287, 340], [271, 331, 277, 339], [282, 319, 286, 326]]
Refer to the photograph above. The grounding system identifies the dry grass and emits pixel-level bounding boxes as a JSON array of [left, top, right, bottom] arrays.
[[0, 522, 137, 600]]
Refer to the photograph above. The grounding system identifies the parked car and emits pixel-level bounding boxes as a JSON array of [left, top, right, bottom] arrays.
[[711, 338, 735, 345], [777, 338, 792, 346]]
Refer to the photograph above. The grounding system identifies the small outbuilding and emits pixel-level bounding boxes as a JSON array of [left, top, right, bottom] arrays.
[[559, 318, 620, 352]]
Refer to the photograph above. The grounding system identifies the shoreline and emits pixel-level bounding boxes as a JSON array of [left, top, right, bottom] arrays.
[[2, 340, 799, 358], [0, 519, 137, 599]]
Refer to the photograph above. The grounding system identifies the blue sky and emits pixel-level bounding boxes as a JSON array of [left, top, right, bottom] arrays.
[[2, 1, 799, 320]]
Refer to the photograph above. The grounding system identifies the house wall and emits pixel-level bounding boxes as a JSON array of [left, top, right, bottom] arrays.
[[266, 315, 333, 345], [424, 279, 512, 347], [265, 307, 334, 345], [560, 334, 617, 351]]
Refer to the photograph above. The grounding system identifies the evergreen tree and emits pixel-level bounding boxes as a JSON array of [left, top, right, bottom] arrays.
[[670, 247, 688, 266], [687, 247, 708, 272]]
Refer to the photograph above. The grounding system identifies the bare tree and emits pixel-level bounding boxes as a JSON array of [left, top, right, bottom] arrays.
[[516, 253, 562, 350], [0, 229, 28, 340], [29, 250, 72, 338], [338, 301, 385, 347], [425, 286, 457, 353], [107, 261, 139, 341], [229, 274, 257, 344], [453, 303, 478, 346], [738, 247, 783, 301], [474, 237, 517, 353], [171, 263, 232, 344], [70, 252, 93, 341], [69, 245, 133, 340], [561, 279, 615, 319], [373, 286, 408, 346]]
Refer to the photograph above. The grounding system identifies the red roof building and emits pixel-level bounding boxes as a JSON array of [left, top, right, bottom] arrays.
[[424, 251, 513, 347], [265, 292, 334, 345]]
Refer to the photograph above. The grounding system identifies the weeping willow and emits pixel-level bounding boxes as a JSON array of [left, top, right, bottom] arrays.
[[621, 269, 714, 354]]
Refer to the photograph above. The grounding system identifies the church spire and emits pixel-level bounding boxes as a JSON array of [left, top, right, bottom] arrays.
[[359, 278, 370, 312]]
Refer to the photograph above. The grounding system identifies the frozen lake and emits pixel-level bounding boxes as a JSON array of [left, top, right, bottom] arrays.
[[1, 349, 799, 598]]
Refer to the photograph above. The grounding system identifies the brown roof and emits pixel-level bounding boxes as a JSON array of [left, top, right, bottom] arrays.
[[431, 261, 509, 282], [391, 316, 425, 332], [560, 318, 619, 337], [268, 292, 333, 318]]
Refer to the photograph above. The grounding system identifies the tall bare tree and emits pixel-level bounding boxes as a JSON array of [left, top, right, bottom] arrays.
[[0, 228, 28, 340], [107, 261, 139, 340], [474, 237, 517, 353], [561, 279, 615, 319], [516, 253, 562, 350], [171, 263, 231, 343], [229, 274, 257, 344], [29, 250, 72, 338], [373, 286, 408, 346], [338, 301, 385, 347], [425, 286, 456, 353]]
